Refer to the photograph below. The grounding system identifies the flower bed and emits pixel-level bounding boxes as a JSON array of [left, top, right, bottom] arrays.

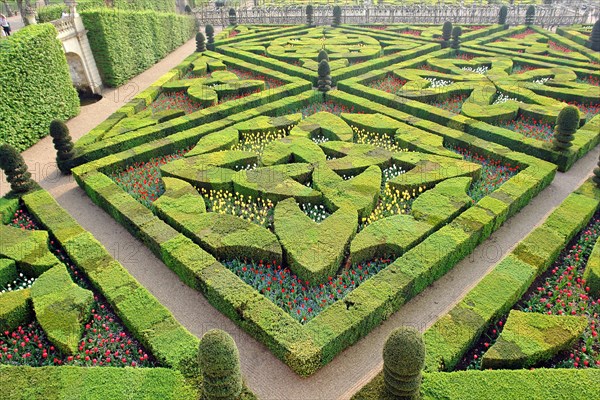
[[426, 93, 469, 114], [366, 74, 407, 96], [497, 116, 555, 142]]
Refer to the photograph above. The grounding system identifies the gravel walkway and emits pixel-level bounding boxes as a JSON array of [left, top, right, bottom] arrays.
[[1, 35, 599, 400]]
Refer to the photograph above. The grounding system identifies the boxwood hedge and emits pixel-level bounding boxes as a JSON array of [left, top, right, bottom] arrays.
[[0, 24, 79, 151]]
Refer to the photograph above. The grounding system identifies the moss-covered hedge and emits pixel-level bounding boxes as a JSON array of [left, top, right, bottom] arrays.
[[0, 24, 79, 151], [81, 9, 197, 86]]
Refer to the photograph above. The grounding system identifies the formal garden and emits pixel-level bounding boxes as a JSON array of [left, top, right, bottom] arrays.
[[1, 1, 600, 399]]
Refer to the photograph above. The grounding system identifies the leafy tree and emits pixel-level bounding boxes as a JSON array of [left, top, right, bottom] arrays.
[[333, 5, 342, 26], [383, 326, 425, 399], [318, 49, 329, 63], [0, 144, 36, 194], [451, 26, 462, 49], [196, 32, 206, 52], [317, 59, 332, 94], [306, 4, 314, 26], [525, 5, 535, 26], [198, 330, 242, 400], [589, 19, 600, 52], [49, 120, 75, 174], [206, 24, 215, 51], [442, 21, 452, 48], [498, 5, 508, 26], [228, 8, 237, 26], [553, 106, 580, 151]]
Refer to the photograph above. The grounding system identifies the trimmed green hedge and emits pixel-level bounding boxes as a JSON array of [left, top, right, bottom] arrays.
[[0, 366, 197, 400], [21, 189, 200, 373], [583, 237, 600, 297], [0, 289, 33, 332], [352, 368, 600, 400], [81, 9, 196, 86], [0, 24, 79, 151], [37, 0, 105, 23]]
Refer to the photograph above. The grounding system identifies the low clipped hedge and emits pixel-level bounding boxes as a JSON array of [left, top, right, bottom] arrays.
[[81, 9, 197, 86], [583, 237, 600, 297], [352, 368, 600, 400], [0, 366, 197, 400], [423, 180, 600, 373], [0, 24, 79, 151], [20, 189, 200, 373]]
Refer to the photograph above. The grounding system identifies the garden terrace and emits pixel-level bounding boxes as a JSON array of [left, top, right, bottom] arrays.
[[2, 19, 600, 400]]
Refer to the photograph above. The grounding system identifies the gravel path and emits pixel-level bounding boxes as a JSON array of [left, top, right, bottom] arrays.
[[1, 35, 599, 400]]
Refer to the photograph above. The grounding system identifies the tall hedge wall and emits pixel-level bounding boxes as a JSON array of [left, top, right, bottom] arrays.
[[0, 24, 80, 151], [38, 0, 175, 22], [37, 0, 106, 23], [81, 9, 197, 87], [112, 0, 176, 13]]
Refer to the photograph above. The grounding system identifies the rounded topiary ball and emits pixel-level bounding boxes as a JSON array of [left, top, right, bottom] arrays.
[[383, 326, 425, 399], [49, 119, 75, 174], [318, 49, 329, 63], [0, 144, 36, 194], [553, 105, 580, 151], [593, 153, 600, 187], [590, 19, 600, 52], [198, 329, 242, 400], [196, 32, 206, 52]]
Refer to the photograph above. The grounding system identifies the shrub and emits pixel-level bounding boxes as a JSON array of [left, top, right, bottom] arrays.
[[228, 8, 237, 26], [499, 5, 508, 26], [80, 9, 196, 87], [553, 106, 580, 151], [525, 5, 535, 26], [206, 24, 215, 50], [442, 21, 452, 48], [306, 4, 314, 26], [383, 326, 425, 399], [198, 329, 243, 400], [451, 26, 462, 49], [590, 19, 600, 51], [333, 5, 342, 26], [318, 49, 329, 63], [0, 24, 79, 151], [49, 120, 75, 174], [317, 59, 332, 93], [0, 144, 36, 194], [196, 31, 206, 52]]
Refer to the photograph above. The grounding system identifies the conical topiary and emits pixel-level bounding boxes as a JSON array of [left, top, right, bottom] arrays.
[[49, 120, 75, 174], [525, 5, 535, 26], [196, 32, 206, 52], [553, 106, 580, 151], [441, 21, 452, 49], [333, 5, 342, 26], [383, 326, 426, 399], [499, 5, 508, 26], [593, 153, 600, 187], [0, 144, 36, 194], [306, 4, 314, 26], [451, 26, 462, 49], [198, 329, 243, 400], [206, 24, 215, 51], [317, 59, 332, 93], [589, 20, 600, 52], [228, 8, 237, 26], [318, 49, 329, 63]]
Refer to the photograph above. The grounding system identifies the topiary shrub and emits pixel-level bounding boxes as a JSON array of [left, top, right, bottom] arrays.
[[228, 8, 237, 26], [49, 120, 75, 174], [593, 153, 600, 187], [198, 329, 243, 400], [383, 326, 426, 399], [333, 5, 342, 26], [196, 31, 206, 52], [499, 5, 508, 26], [525, 5, 535, 26], [589, 19, 600, 52], [318, 48, 329, 63], [306, 4, 314, 26], [553, 106, 580, 151], [0, 144, 36, 194], [206, 24, 215, 51], [451, 26, 462, 49], [317, 59, 332, 93], [441, 21, 452, 49]]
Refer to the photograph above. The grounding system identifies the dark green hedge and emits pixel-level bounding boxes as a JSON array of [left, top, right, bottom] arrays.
[[37, 0, 105, 23], [0, 24, 79, 151], [81, 9, 196, 87]]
